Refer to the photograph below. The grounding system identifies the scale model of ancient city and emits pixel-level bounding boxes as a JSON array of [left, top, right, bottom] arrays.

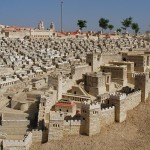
[[0, 20, 150, 149]]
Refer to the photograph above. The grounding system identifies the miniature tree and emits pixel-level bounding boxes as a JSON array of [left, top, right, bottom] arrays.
[[98, 18, 109, 34], [121, 17, 133, 33], [131, 23, 140, 35], [77, 20, 87, 31], [116, 28, 121, 33], [108, 24, 114, 33]]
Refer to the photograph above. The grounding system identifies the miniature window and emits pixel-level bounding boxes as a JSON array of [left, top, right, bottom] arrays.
[[93, 111, 97, 114], [123, 58, 126, 61], [83, 110, 86, 113]]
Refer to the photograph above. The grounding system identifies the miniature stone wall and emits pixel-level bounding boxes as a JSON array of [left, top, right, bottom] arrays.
[[125, 91, 142, 110], [3, 132, 32, 150], [32, 129, 42, 143], [101, 106, 115, 126], [63, 119, 85, 135], [110, 90, 141, 122]]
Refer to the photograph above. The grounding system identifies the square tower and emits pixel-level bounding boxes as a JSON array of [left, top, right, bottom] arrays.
[[135, 72, 149, 102], [48, 111, 64, 140], [83, 72, 106, 96], [86, 53, 101, 72], [81, 101, 101, 136]]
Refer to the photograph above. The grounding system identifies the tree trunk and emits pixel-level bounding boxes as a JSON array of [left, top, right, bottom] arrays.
[[101, 28, 103, 34]]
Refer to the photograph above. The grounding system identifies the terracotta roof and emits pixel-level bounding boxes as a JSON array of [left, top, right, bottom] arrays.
[[9, 26, 32, 29], [55, 102, 75, 107]]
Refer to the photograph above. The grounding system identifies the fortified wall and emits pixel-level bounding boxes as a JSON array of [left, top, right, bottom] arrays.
[[110, 90, 141, 122], [3, 132, 32, 150], [63, 119, 85, 136], [101, 106, 115, 126]]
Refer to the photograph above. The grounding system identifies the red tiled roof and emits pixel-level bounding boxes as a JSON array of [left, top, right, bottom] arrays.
[[55, 103, 75, 107], [6, 26, 33, 30]]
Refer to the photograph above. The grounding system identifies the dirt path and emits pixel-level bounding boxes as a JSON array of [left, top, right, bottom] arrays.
[[30, 100, 150, 150]]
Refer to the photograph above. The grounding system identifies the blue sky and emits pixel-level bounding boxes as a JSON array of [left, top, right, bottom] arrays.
[[0, 0, 149, 33]]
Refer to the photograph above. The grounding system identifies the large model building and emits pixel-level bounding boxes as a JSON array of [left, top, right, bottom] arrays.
[[83, 72, 106, 96]]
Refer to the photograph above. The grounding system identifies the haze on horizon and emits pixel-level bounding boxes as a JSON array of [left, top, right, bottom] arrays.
[[0, 0, 149, 33]]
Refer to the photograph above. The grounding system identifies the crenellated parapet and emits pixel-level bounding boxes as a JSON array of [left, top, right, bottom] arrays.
[[135, 72, 149, 80], [3, 132, 32, 147], [110, 92, 126, 100], [101, 106, 115, 112], [81, 101, 101, 110], [64, 119, 85, 126], [127, 90, 141, 97]]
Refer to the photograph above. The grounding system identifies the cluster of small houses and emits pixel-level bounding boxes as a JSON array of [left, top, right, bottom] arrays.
[[0, 31, 150, 149]]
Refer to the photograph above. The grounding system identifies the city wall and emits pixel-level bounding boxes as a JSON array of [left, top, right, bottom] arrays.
[[63, 119, 85, 136], [101, 106, 115, 127], [3, 132, 32, 150], [125, 90, 142, 111], [110, 90, 141, 122], [32, 129, 43, 143]]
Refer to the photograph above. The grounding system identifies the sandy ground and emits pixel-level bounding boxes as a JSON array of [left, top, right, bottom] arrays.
[[30, 100, 150, 150]]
